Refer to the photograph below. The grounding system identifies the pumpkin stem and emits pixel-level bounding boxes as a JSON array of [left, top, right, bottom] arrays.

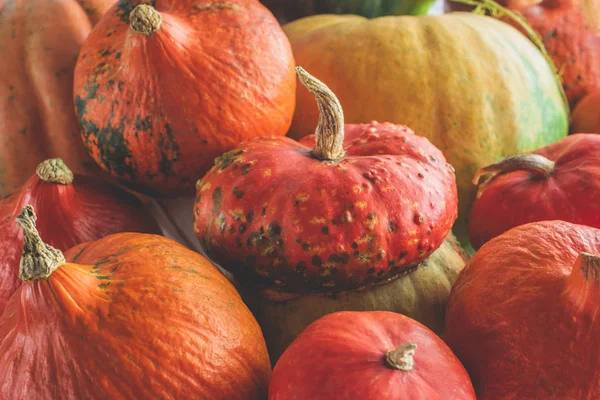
[[564, 253, 600, 315], [130, 4, 162, 35], [472, 154, 555, 198], [296, 67, 346, 162], [385, 342, 417, 371], [36, 158, 74, 185], [15, 205, 66, 282]]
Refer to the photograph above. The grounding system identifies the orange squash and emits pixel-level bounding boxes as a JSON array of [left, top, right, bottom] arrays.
[[0, 0, 114, 197]]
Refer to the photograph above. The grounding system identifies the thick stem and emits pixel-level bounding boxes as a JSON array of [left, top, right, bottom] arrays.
[[473, 154, 555, 197], [564, 253, 600, 315], [130, 4, 162, 35], [16, 205, 66, 282], [296, 67, 346, 162], [36, 158, 74, 185], [385, 342, 417, 371]]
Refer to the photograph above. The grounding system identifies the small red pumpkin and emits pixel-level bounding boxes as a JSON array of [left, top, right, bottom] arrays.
[[193, 67, 458, 292], [73, 0, 296, 196], [0, 158, 160, 314], [269, 311, 476, 399], [468, 134, 600, 249], [445, 221, 600, 399], [571, 89, 600, 133], [0, 205, 271, 399]]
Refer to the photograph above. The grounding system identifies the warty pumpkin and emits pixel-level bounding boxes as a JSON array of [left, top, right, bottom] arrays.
[[269, 311, 476, 400], [571, 89, 600, 133], [73, 0, 296, 196], [0, 205, 271, 399], [0, 0, 114, 197], [0, 158, 160, 314], [445, 221, 600, 399], [447, 0, 600, 108], [468, 134, 600, 249], [243, 233, 468, 363], [283, 12, 569, 247], [193, 67, 458, 292]]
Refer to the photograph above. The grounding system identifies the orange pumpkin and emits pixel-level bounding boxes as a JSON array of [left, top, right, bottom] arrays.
[[0, 205, 271, 399], [571, 89, 600, 133], [0, 0, 114, 197]]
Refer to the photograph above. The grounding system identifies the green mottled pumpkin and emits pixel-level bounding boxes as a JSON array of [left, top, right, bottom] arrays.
[[284, 12, 569, 247]]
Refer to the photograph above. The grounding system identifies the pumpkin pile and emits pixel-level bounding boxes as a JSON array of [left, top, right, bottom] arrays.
[[1, 0, 600, 397]]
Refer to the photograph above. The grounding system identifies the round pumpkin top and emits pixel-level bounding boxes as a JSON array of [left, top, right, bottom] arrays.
[[0, 206, 270, 399], [445, 221, 600, 399], [269, 311, 476, 399], [193, 68, 457, 292], [469, 134, 600, 249], [73, 0, 296, 196]]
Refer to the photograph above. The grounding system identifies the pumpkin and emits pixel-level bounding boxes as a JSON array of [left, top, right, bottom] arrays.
[[446, 0, 600, 109], [243, 233, 469, 363], [444, 221, 600, 399], [0, 158, 160, 314], [283, 12, 569, 247], [468, 134, 600, 249], [193, 67, 458, 292], [0, 205, 271, 399], [571, 89, 600, 134], [0, 0, 114, 197], [73, 0, 296, 197], [260, 0, 435, 24], [269, 311, 476, 399]]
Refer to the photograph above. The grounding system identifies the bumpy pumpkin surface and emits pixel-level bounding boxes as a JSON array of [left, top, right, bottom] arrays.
[[447, 0, 600, 108], [73, 0, 296, 196], [0, 206, 271, 399], [469, 134, 600, 249], [571, 90, 600, 133], [0, 0, 114, 197], [283, 12, 569, 246], [270, 311, 476, 399], [445, 221, 600, 399], [0, 158, 160, 315], [194, 68, 458, 292], [243, 233, 468, 362]]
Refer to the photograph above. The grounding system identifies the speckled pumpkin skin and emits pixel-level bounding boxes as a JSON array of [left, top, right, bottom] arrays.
[[242, 234, 468, 363], [193, 121, 458, 292], [283, 13, 569, 246], [73, 0, 296, 196]]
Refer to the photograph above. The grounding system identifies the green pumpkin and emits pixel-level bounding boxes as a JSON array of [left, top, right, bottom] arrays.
[[283, 12, 569, 249], [260, 0, 435, 24]]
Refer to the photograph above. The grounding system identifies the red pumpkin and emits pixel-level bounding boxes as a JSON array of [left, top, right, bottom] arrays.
[[0, 0, 114, 197], [0, 205, 271, 399], [445, 221, 600, 399], [269, 311, 476, 399], [468, 134, 600, 249], [73, 0, 296, 196], [193, 68, 458, 292], [571, 89, 600, 133], [446, 0, 600, 108], [0, 158, 160, 314]]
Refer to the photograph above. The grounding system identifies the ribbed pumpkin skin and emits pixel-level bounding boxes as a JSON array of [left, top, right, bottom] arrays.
[[74, 0, 296, 197], [283, 13, 569, 245], [193, 122, 458, 292], [0, 233, 271, 399], [571, 90, 600, 133], [0, 0, 114, 197], [445, 221, 600, 399], [0, 162, 160, 315]]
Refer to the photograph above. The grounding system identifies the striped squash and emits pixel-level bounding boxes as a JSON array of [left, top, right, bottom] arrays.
[[284, 12, 569, 247]]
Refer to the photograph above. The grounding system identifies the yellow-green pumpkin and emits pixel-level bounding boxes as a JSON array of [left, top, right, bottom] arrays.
[[284, 12, 569, 247]]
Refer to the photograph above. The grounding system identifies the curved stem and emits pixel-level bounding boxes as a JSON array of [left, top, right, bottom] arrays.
[[473, 154, 555, 197], [296, 67, 346, 162], [385, 342, 417, 371], [564, 253, 600, 316], [130, 4, 163, 35], [16, 205, 66, 282], [36, 158, 74, 185]]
